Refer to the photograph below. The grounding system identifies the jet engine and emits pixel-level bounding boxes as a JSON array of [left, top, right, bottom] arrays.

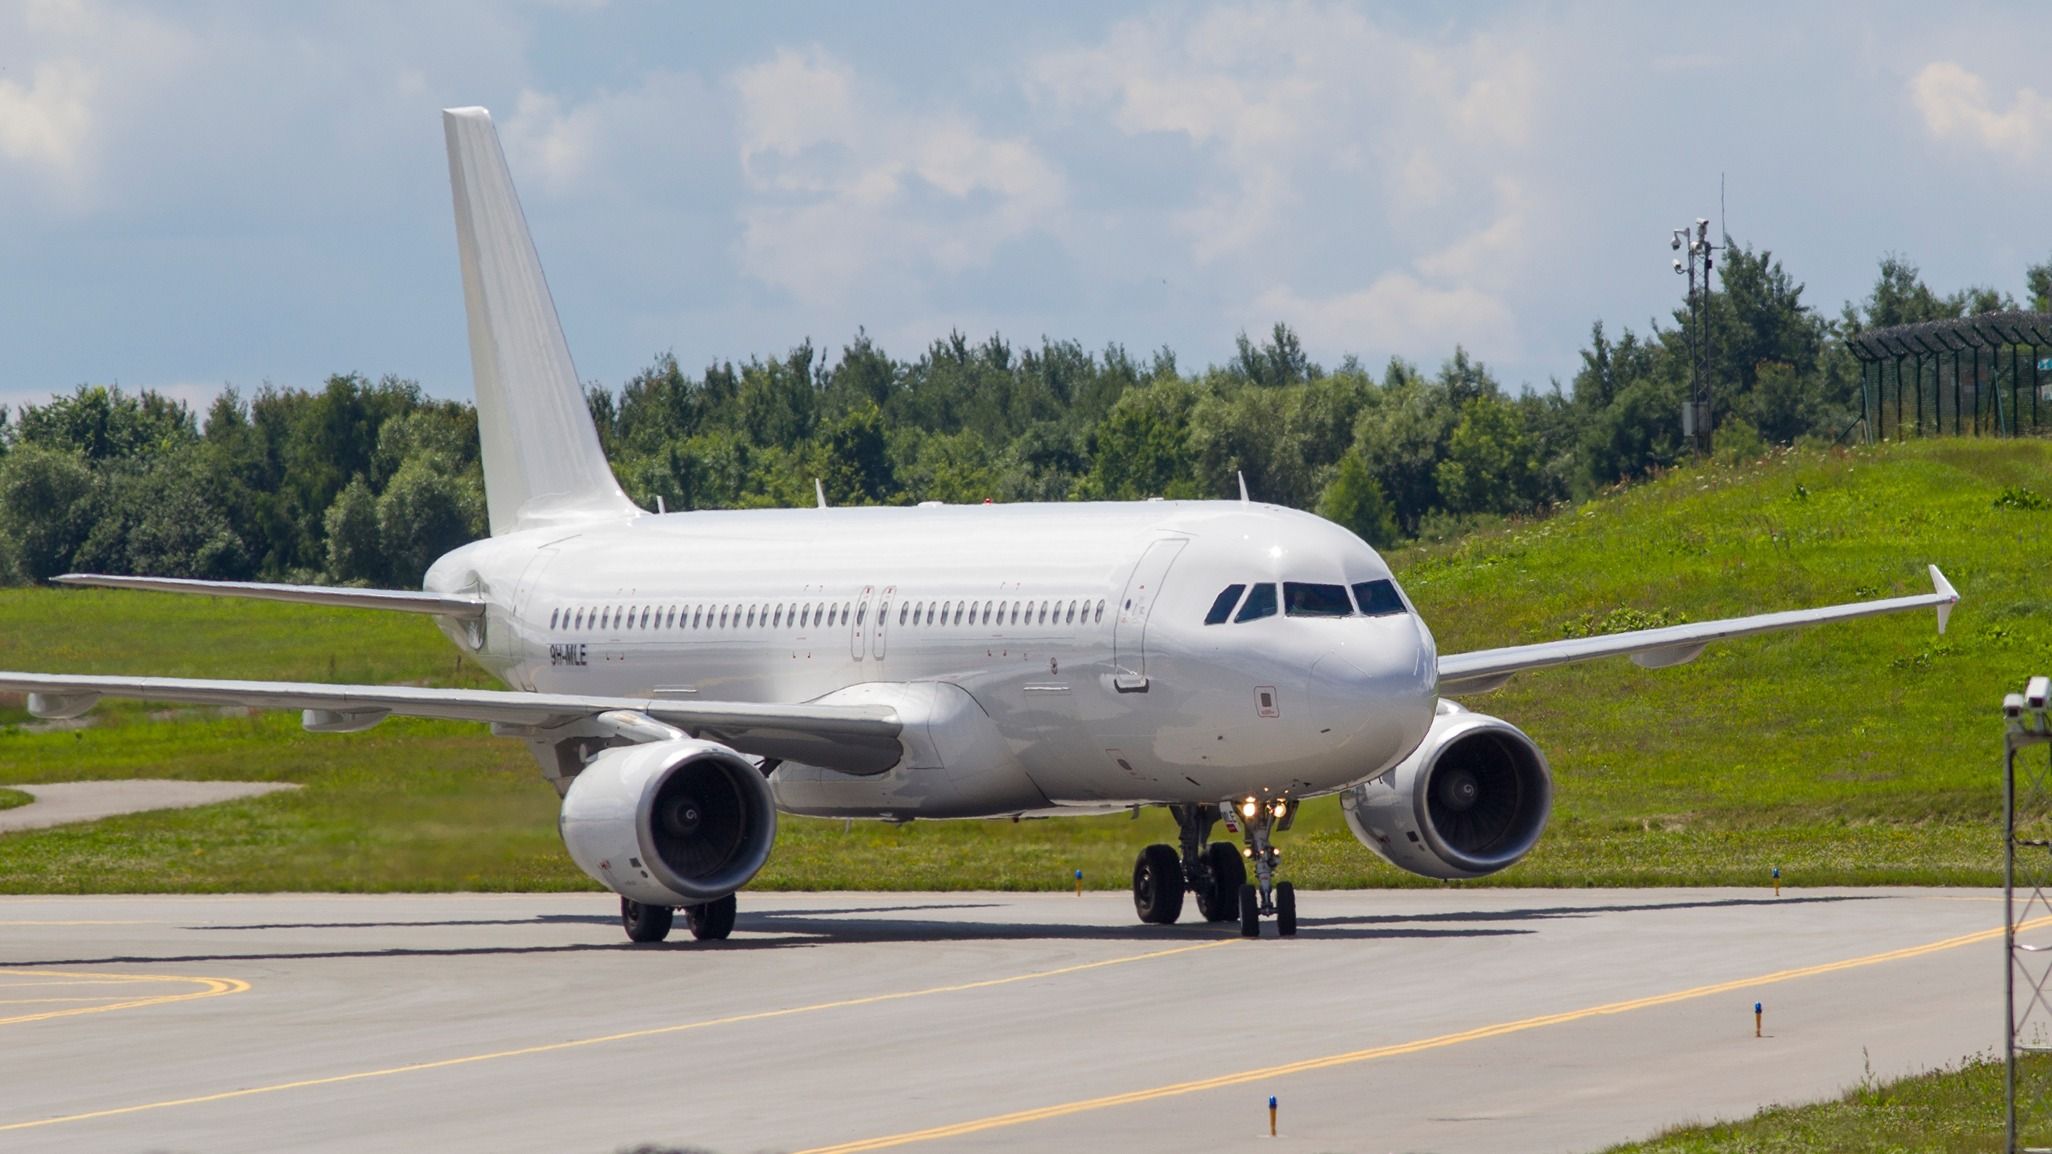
[[558, 738, 777, 906], [1340, 703, 1551, 880]]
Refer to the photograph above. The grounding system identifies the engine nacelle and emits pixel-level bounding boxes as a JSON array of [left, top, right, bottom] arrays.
[[558, 738, 777, 906], [1340, 703, 1552, 880]]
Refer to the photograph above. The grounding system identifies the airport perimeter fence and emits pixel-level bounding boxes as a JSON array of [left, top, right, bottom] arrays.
[[1852, 312, 2052, 443]]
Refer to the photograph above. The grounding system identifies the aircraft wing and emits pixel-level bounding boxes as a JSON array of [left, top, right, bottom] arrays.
[[1435, 565, 1958, 695], [0, 673, 903, 774], [52, 574, 486, 618]]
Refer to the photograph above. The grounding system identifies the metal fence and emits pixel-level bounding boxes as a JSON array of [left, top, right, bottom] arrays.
[[1850, 313, 2052, 442]]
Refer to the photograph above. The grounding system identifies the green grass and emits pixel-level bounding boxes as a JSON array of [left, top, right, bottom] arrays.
[[1605, 1053, 2045, 1153], [0, 437, 2044, 892], [0, 787, 28, 811]]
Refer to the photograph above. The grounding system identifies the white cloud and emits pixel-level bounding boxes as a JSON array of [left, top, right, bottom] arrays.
[[1911, 60, 2051, 158], [732, 47, 1065, 307], [1414, 179, 1527, 285], [499, 70, 720, 201], [1253, 275, 1515, 362], [0, 59, 95, 181], [1030, 2, 1545, 368]]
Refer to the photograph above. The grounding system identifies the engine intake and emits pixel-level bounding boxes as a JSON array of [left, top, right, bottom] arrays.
[[1341, 703, 1551, 880], [559, 738, 777, 906]]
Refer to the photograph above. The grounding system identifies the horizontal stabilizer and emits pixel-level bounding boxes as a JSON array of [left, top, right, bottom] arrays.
[[52, 574, 486, 619]]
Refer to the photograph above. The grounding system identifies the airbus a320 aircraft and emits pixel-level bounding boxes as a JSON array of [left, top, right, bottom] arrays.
[[3, 109, 1960, 943]]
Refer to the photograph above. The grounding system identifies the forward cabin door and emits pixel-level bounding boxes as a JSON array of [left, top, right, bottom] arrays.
[[1111, 538, 1186, 691]]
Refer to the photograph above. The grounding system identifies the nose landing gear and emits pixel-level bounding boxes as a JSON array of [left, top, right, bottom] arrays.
[[1128, 799, 1293, 936], [1227, 795, 1296, 938]]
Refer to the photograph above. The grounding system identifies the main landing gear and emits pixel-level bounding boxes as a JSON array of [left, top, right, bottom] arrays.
[[620, 893, 737, 944], [1131, 799, 1294, 937]]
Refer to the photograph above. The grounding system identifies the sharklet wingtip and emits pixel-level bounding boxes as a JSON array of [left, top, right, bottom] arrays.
[[1929, 564, 1957, 633]]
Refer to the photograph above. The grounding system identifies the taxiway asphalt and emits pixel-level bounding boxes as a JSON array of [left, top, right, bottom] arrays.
[[0, 888, 2012, 1153]]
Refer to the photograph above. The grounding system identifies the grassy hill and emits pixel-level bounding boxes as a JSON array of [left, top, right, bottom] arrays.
[[0, 437, 2044, 893]]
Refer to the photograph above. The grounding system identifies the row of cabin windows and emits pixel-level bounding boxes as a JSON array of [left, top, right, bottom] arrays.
[[549, 602, 861, 632], [545, 596, 1106, 634], [896, 597, 1104, 629], [1202, 578, 1406, 625]]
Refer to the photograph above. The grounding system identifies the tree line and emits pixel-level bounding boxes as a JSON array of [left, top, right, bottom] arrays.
[[0, 244, 2043, 588]]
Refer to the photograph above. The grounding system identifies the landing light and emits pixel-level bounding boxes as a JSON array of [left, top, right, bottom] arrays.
[[1271, 801, 1288, 820], [1240, 797, 1258, 819]]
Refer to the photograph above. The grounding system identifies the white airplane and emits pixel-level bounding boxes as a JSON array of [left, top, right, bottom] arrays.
[[4, 109, 1960, 942]]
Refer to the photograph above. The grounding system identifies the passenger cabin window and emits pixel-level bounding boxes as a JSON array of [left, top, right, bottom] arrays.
[[1234, 582, 1279, 622], [1095, 599, 1105, 623], [1204, 584, 1246, 625], [1284, 582, 1353, 618], [1354, 579, 1406, 617], [549, 608, 559, 628]]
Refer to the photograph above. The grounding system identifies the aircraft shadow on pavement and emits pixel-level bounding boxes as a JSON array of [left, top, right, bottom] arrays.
[[17, 906, 1532, 966], [179, 903, 1008, 933], [1299, 892, 1881, 930]]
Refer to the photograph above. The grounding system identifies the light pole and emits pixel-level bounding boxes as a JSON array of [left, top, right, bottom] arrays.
[[1671, 219, 1718, 453]]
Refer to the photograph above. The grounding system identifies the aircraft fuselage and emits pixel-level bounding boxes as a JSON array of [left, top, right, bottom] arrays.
[[427, 498, 1439, 819]]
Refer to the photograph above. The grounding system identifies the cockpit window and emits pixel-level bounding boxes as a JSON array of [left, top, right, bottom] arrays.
[[1234, 582, 1278, 622], [1353, 579, 1406, 617], [1284, 582, 1352, 618], [1203, 584, 1247, 625]]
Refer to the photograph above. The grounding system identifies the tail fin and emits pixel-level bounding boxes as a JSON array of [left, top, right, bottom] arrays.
[[443, 107, 638, 536]]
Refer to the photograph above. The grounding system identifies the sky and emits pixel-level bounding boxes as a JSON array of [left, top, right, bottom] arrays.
[[1, 1, 2047, 418]]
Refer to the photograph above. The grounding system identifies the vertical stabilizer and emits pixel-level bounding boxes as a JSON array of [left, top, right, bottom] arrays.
[[443, 107, 638, 536]]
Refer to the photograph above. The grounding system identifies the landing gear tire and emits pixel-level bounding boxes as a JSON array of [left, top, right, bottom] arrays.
[[1196, 842, 1246, 922], [622, 898, 674, 943], [686, 893, 737, 941], [1275, 881, 1297, 937], [1133, 843, 1185, 925], [1238, 883, 1260, 938]]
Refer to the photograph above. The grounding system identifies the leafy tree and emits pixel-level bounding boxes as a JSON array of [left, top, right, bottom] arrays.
[[822, 402, 896, 504], [1435, 393, 1536, 516], [1317, 453, 1398, 547], [0, 445, 93, 580], [124, 451, 249, 578], [376, 457, 479, 586], [2028, 257, 2052, 313], [1352, 360, 1452, 533], [1083, 379, 1200, 500], [324, 476, 384, 584], [15, 385, 197, 462]]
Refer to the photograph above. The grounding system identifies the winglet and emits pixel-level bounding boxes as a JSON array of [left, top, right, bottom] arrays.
[[815, 479, 829, 509], [1930, 564, 1958, 634], [1237, 471, 1251, 503]]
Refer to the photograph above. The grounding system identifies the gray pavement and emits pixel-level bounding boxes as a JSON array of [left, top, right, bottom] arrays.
[[0, 888, 2012, 1153], [0, 780, 300, 833]]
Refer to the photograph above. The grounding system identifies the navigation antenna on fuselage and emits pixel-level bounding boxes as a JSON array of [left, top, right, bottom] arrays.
[[1237, 471, 1251, 503], [815, 479, 828, 509]]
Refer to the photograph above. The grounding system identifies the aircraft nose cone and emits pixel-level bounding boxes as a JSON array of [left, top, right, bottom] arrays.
[[1308, 631, 1437, 769]]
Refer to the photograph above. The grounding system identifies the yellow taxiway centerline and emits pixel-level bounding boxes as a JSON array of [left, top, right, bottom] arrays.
[[789, 917, 2045, 1154], [0, 969, 249, 1027], [0, 937, 1238, 1133]]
